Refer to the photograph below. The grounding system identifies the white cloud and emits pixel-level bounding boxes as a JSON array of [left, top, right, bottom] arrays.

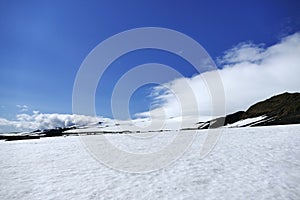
[[136, 32, 300, 123], [0, 112, 111, 133]]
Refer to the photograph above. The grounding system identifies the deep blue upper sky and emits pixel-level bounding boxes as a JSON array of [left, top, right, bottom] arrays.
[[0, 0, 299, 119]]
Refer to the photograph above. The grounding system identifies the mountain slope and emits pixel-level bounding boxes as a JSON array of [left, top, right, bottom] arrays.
[[199, 92, 300, 129]]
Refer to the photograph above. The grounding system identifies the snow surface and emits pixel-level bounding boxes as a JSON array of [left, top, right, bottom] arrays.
[[1, 125, 300, 200], [225, 116, 267, 128]]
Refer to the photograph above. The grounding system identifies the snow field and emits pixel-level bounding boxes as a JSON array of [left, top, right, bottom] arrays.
[[0, 125, 300, 200]]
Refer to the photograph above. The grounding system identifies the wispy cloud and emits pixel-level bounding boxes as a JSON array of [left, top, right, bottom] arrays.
[[217, 42, 266, 66], [16, 104, 29, 112]]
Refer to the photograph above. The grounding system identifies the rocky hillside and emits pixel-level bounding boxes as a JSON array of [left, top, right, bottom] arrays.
[[199, 92, 300, 129]]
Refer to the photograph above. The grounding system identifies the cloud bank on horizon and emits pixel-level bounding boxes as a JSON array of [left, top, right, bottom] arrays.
[[0, 112, 111, 133], [0, 32, 300, 132]]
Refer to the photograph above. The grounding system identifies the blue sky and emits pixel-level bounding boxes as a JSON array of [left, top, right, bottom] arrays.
[[0, 0, 300, 130]]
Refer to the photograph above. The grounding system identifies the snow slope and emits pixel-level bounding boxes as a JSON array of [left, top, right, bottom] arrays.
[[1, 125, 300, 200], [225, 116, 268, 127]]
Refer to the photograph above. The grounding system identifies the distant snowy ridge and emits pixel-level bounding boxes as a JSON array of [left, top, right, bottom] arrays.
[[65, 92, 300, 133]]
